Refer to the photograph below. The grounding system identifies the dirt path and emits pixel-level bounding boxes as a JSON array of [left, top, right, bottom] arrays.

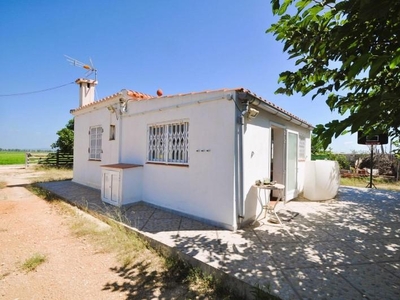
[[0, 166, 132, 299]]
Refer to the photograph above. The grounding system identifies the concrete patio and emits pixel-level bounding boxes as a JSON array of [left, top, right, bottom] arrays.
[[39, 180, 400, 299]]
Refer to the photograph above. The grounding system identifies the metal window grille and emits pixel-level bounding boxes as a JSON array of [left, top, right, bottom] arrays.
[[89, 126, 102, 160], [148, 125, 165, 162], [148, 122, 189, 164]]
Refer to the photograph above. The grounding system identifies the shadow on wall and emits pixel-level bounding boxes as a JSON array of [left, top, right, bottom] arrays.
[[243, 186, 259, 223]]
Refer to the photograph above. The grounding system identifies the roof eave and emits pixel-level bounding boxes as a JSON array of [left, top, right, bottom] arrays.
[[238, 89, 314, 130]]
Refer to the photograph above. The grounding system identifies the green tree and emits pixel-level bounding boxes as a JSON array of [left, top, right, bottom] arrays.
[[51, 119, 74, 153], [311, 133, 351, 169], [268, 0, 400, 149], [311, 133, 325, 155]]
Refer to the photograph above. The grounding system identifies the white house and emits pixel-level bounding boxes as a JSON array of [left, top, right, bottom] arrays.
[[71, 78, 314, 230]]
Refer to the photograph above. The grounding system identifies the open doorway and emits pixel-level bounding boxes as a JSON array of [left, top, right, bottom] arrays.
[[271, 125, 285, 185], [271, 125, 299, 201]]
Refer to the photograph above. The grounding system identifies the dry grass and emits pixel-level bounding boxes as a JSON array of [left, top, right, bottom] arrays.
[[31, 166, 73, 182], [59, 201, 232, 298], [20, 253, 47, 273], [29, 185, 235, 299], [65, 205, 149, 267], [341, 177, 400, 191]]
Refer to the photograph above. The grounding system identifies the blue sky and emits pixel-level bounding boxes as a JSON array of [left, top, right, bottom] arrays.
[[0, 0, 374, 153]]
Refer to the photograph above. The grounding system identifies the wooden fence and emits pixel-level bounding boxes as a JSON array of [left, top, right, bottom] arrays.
[[25, 151, 73, 168]]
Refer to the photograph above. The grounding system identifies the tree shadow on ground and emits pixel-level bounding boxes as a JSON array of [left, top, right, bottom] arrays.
[[102, 258, 237, 300], [103, 260, 190, 299]]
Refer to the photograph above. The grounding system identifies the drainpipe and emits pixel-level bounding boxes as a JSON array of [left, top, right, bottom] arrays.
[[117, 90, 134, 163], [117, 103, 123, 163], [234, 92, 248, 229]]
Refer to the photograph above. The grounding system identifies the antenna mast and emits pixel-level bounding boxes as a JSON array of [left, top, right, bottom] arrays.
[[65, 55, 97, 81]]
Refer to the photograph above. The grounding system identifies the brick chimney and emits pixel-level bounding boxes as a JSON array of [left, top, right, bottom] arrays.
[[75, 78, 98, 107]]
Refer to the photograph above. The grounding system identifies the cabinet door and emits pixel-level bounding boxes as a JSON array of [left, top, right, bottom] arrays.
[[103, 170, 120, 204]]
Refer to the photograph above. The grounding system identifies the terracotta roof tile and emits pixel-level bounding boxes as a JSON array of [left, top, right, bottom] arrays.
[[125, 90, 153, 100], [71, 89, 155, 112]]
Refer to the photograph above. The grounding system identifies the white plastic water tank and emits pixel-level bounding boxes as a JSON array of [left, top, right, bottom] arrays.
[[303, 160, 340, 201]]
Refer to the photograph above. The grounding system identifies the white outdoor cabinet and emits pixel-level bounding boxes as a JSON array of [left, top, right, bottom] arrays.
[[101, 163, 143, 206]]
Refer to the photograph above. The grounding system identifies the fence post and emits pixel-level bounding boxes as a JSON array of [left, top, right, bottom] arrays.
[[25, 152, 29, 169], [56, 150, 60, 167]]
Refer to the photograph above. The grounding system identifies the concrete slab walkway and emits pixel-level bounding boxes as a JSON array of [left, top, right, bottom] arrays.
[[39, 181, 400, 300]]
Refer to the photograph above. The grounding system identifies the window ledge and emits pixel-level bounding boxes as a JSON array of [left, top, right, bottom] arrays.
[[146, 162, 189, 167]]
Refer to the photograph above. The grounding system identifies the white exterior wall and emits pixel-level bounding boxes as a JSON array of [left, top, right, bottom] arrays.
[[73, 91, 238, 229], [119, 91, 237, 229], [241, 111, 271, 222], [241, 107, 312, 224], [73, 99, 121, 189]]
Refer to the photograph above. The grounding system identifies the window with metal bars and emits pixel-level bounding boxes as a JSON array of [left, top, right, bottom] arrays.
[[148, 122, 189, 164], [89, 126, 103, 160]]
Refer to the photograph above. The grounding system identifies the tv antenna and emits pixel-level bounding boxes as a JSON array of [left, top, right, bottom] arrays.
[[65, 55, 97, 80]]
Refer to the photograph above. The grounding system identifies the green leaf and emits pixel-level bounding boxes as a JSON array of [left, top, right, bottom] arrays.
[[277, 0, 292, 15], [369, 56, 388, 77], [308, 4, 324, 16], [271, 0, 280, 13], [389, 51, 400, 69], [347, 54, 370, 79], [342, 55, 356, 69], [326, 94, 338, 110], [334, 80, 340, 91], [295, 0, 312, 11]]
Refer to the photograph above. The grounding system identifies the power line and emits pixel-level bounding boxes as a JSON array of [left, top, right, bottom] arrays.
[[0, 81, 75, 97]]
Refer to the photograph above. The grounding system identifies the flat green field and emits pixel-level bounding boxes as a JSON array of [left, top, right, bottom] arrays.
[[0, 151, 26, 165]]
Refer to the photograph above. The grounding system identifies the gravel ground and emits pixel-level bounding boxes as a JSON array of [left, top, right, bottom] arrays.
[[0, 166, 132, 299]]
